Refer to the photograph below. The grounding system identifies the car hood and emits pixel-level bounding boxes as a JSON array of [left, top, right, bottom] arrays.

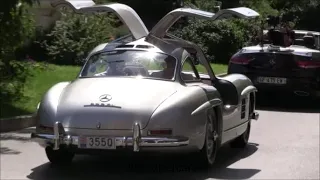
[[55, 77, 179, 130]]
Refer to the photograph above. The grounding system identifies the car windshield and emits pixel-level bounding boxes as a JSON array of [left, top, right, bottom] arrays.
[[80, 50, 177, 80]]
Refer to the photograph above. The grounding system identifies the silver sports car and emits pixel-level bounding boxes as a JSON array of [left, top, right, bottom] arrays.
[[31, 0, 260, 167]]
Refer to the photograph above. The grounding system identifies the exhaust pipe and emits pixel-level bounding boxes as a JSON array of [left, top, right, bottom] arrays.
[[294, 90, 310, 97]]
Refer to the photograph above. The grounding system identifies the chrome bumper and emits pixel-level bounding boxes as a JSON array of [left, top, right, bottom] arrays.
[[251, 111, 259, 120], [31, 122, 189, 152]]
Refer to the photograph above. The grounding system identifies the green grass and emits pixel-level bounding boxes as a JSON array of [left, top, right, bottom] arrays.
[[201, 63, 227, 75], [0, 63, 81, 118], [0, 63, 227, 118]]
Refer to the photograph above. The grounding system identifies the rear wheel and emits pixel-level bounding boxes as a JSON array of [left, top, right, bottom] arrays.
[[230, 97, 253, 149], [45, 146, 74, 165], [230, 121, 251, 148], [194, 111, 219, 168]]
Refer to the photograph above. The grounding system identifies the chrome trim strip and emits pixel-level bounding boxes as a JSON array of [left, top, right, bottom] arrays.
[[31, 133, 189, 148], [33, 121, 189, 151]]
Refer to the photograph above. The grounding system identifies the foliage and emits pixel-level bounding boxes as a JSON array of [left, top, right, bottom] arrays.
[[240, 0, 279, 18], [171, 0, 320, 64], [0, 61, 36, 108], [172, 18, 260, 64], [0, 2, 36, 61], [41, 10, 118, 65], [273, 0, 320, 31], [170, 0, 261, 64], [0, 1, 36, 108]]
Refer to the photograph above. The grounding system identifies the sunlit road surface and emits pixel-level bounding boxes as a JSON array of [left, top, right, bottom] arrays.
[[1, 97, 319, 180]]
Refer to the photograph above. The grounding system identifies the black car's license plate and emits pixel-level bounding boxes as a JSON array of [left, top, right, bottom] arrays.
[[256, 77, 287, 84]]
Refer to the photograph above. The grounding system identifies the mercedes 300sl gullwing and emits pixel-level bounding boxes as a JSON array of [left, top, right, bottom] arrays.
[[31, 0, 260, 168]]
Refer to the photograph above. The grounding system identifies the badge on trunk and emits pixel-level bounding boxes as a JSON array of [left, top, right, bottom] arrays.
[[96, 122, 101, 129], [269, 58, 276, 66], [99, 94, 112, 102]]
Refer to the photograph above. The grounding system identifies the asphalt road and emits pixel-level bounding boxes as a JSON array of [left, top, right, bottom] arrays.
[[1, 95, 319, 180]]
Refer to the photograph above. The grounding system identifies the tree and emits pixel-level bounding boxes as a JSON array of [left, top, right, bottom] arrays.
[[42, 10, 117, 65], [0, 0, 37, 104]]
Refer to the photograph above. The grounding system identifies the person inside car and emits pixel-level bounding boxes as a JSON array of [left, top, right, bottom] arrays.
[[280, 26, 295, 47], [303, 33, 316, 49], [151, 56, 196, 80], [151, 57, 176, 79]]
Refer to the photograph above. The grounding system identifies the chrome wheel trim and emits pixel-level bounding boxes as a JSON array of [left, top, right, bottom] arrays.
[[206, 115, 216, 162]]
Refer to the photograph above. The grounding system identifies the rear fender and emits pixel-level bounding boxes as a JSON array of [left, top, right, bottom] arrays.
[[147, 86, 217, 149], [37, 82, 71, 128]]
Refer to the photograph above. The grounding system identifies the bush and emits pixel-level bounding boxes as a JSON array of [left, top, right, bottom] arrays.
[[171, 18, 260, 64], [168, 0, 261, 64], [0, 61, 34, 105], [41, 10, 121, 66], [0, 2, 35, 61], [0, 2, 36, 106]]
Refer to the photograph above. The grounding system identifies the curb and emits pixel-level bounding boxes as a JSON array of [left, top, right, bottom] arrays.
[[217, 73, 227, 77], [0, 72, 228, 133], [0, 114, 36, 133]]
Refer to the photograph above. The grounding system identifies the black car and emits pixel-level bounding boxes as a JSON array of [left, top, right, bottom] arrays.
[[227, 29, 320, 98]]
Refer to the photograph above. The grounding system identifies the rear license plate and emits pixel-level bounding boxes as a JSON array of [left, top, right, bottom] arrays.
[[78, 136, 116, 149], [257, 77, 287, 84]]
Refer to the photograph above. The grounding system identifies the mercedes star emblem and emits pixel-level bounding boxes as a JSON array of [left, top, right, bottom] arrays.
[[96, 122, 101, 129], [269, 59, 276, 65], [99, 94, 112, 102]]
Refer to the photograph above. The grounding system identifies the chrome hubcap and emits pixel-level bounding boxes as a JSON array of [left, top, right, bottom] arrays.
[[206, 116, 217, 160], [206, 123, 213, 157]]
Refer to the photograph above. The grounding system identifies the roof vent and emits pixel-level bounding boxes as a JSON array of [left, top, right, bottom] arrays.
[[136, 45, 154, 49], [116, 44, 134, 48]]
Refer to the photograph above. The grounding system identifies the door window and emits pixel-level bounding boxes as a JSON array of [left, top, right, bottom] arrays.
[[181, 57, 200, 82]]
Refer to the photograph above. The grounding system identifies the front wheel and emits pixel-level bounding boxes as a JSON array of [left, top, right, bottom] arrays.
[[230, 121, 251, 148], [194, 111, 219, 168]]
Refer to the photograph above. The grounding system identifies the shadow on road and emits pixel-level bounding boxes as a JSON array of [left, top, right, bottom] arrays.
[[9, 127, 36, 134], [0, 133, 31, 142], [256, 92, 320, 113], [0, 147, 21, 155], [27, 143, 260, 180]]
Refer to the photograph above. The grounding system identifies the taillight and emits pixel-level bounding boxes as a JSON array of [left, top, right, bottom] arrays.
[[230, 56, 250, 65], [37, 124, 54, 134], [296, 60, 320, 68]]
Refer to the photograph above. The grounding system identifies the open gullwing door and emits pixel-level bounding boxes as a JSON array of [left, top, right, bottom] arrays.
[[51, 0, 149, 40], [148, 7, 260, 39]]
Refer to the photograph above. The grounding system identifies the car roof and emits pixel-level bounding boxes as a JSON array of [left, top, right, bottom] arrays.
[[88, 36, 187, 62]]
